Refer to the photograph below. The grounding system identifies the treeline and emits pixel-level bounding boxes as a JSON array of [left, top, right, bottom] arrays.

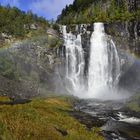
[[57, 0, 140, 24], [0, 5, 49, 37]]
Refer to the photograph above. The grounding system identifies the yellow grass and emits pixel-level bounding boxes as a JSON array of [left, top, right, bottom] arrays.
[[0, 96, 104, 140]]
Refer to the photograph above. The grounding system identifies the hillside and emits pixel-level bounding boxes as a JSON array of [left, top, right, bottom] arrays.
[[57, 0, 140, 24], [0, 5, 49, 47]]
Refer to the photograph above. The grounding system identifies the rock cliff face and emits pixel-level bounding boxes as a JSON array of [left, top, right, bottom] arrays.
[[127, 0, 140, 12], [0, 35, 61, 98], [106, 21, 140, 56]]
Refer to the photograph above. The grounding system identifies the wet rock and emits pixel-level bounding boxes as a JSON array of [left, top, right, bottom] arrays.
[[73, 99, 140, 140], [69, 110, 105, 129]]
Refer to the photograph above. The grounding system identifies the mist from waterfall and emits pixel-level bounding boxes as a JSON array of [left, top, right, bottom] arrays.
[[59, 23, 124, 100]]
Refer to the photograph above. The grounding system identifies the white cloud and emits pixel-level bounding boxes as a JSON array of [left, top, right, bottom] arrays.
[[0, 0, 20, 7], [30, 0, 74, 19]]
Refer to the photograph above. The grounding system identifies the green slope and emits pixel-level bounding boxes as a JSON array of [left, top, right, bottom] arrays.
[[57, 0, 140, 24]]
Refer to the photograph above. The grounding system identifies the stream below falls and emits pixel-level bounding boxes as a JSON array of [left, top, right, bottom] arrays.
[[71, 99, 140, 140]]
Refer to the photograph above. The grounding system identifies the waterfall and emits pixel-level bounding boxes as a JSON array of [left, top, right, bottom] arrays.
[[88, 22, 120, 98], [62, 26, 85, 94], [60, 23, 120, 99]]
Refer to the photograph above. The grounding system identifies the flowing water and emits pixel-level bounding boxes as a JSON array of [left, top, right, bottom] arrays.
[[62, 26, 85, 94], [73, 99, 140, 140], [88, 23, 120, 98], [61, 23, 120, 99]]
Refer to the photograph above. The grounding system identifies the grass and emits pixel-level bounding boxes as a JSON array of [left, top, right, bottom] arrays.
[[0, 96, 103, 140], [126, 93, 140, 112]]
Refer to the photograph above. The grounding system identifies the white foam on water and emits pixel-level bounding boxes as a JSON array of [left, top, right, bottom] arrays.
[[118, 112, 140, 124]]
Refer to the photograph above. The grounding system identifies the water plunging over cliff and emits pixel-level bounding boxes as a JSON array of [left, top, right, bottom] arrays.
[[61, 23, 120, 99], [88, 23, 120, 98], [62, 26, 85, 94]]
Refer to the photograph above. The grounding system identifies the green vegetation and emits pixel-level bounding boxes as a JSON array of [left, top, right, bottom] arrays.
[[0, 5, 48, 38], [0, 96, 103, 140], [126, 93, 140, 112], [0, 56, 18, 80], [57, 0, 140, 24], [48, 36, 62, 49]]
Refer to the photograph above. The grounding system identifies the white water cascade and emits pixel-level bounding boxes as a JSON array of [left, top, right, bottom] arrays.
[[88, 22, 120, 98], [62, 26, 85, 94], [61, 23, 121, 99]]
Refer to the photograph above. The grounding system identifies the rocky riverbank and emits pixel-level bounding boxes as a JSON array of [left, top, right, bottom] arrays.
[[71, 96, 140, 140]]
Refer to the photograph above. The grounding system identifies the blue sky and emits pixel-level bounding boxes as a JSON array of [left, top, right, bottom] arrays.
[[0, 0, 74, 20]]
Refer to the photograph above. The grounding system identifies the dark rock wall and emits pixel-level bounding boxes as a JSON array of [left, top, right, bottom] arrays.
[[127, 0, 140, 12], [106, 21, 140, 56]]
